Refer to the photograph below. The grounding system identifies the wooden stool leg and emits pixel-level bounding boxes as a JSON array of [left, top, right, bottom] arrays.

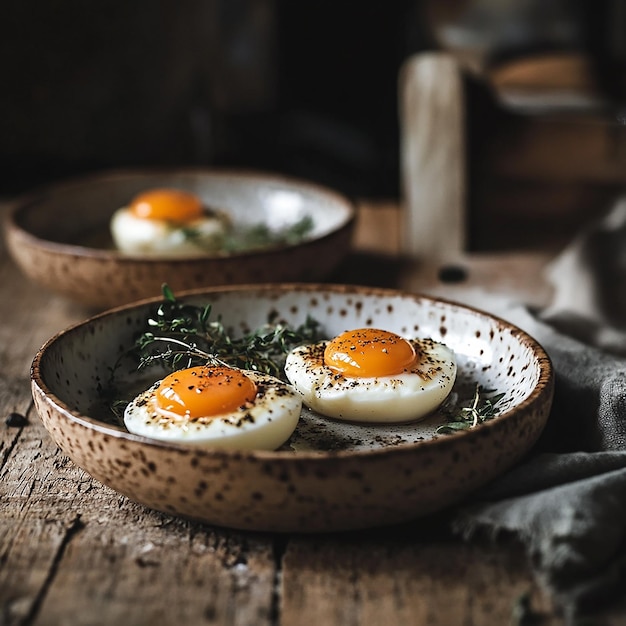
[[399, 52, 466, 261]]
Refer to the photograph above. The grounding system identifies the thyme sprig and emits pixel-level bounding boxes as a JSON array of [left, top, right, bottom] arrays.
[[181, 215, 314, 253], [133, 284, 321, 379], [223, 215, 315, 252], [436, 385, 505, 435]]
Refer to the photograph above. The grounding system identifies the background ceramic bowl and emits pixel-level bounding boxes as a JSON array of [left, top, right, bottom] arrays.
[[31, 284, 554, 533], [5, 169, 355, 309]]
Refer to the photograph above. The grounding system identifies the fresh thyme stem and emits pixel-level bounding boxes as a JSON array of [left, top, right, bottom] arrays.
[[127, 285, 322, 379], [137, 337, 229, 370], [470, 390, 480, 428], [436, 384, 505, 435]]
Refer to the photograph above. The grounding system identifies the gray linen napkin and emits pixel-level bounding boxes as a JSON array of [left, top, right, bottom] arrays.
[[447, 200, 626, 623]]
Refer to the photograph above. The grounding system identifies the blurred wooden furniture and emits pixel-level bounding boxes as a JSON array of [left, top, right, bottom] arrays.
[[399, 50, 626, 254], [483, 51, 626, 250], [399, 53, 466, 261]]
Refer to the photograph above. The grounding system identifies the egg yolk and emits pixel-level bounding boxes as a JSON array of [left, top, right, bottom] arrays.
[[130, 188, 203, 222], [155, 366, 257, 418], [323, 328, 417, 377]]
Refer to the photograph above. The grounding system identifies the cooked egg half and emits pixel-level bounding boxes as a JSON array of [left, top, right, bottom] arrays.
[[111, 188, 231, 256], [124, 365, 302, 450], [284, 328, 456, 423]]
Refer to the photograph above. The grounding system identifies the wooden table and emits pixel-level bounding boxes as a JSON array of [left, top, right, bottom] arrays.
[[1, 200, 622, 625]]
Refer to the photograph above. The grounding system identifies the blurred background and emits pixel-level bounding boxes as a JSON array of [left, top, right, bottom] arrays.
[[2, 0, 626, 250], [0, 0, 422, 198]]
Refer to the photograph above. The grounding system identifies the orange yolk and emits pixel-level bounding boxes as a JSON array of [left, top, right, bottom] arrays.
[[323, 328, 417, 378], [130, 188, 203, 222], [154, 366, 257, 419]]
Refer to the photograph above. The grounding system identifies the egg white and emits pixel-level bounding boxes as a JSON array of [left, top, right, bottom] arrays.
[[110, 206, 231, 256], [124, 370, 302, 450], [284, 337, 457, 423]]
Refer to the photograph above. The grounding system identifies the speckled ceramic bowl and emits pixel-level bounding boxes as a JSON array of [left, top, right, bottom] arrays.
[[5, 169, 355, 309], [31, 284, 553, 533]]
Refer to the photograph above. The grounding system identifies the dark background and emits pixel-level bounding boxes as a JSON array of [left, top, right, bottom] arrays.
[[2, 0, 622, 224], [0, 0, 428, 198]]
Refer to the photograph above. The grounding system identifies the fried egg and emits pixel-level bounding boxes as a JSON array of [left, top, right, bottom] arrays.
[[111, 188, 231, 256], [124, 365, 302, 450], [284, 328, 456, 423]]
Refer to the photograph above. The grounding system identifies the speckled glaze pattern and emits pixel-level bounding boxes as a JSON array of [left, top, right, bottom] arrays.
[[31, 284, 554, 533], [4, 169, 355, 309]]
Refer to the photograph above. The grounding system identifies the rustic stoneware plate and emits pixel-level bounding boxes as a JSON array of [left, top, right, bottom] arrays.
[[5, 169, 355, 309], [31, 284, 554, 533]]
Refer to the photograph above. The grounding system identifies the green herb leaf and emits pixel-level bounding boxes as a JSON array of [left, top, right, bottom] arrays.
[[222, 216, 314, 252], [126, 285, 322, 379], [162, 283, 176, 303], [436, 385, 505, 435]]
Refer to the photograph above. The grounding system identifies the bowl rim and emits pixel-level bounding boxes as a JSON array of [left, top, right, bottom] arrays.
[[4, 167, 357, 262], [30, 282, 555, 463]]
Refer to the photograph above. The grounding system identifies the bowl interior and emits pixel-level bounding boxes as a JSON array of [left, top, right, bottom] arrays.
[[36, 285, 547, 452]]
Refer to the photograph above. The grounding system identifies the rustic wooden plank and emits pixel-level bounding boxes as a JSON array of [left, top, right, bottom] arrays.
[[0, 376, 31, 467], [0, 402, 86, 625], [280, 526, 562, 626], [33, 510, 277, 626], [0, 513, 82, 625], [0, 260, 86, 382], [353, 200, 401, 256]]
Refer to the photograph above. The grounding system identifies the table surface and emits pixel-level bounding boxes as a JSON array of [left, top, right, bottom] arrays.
[[1, 199, 623, 625]]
